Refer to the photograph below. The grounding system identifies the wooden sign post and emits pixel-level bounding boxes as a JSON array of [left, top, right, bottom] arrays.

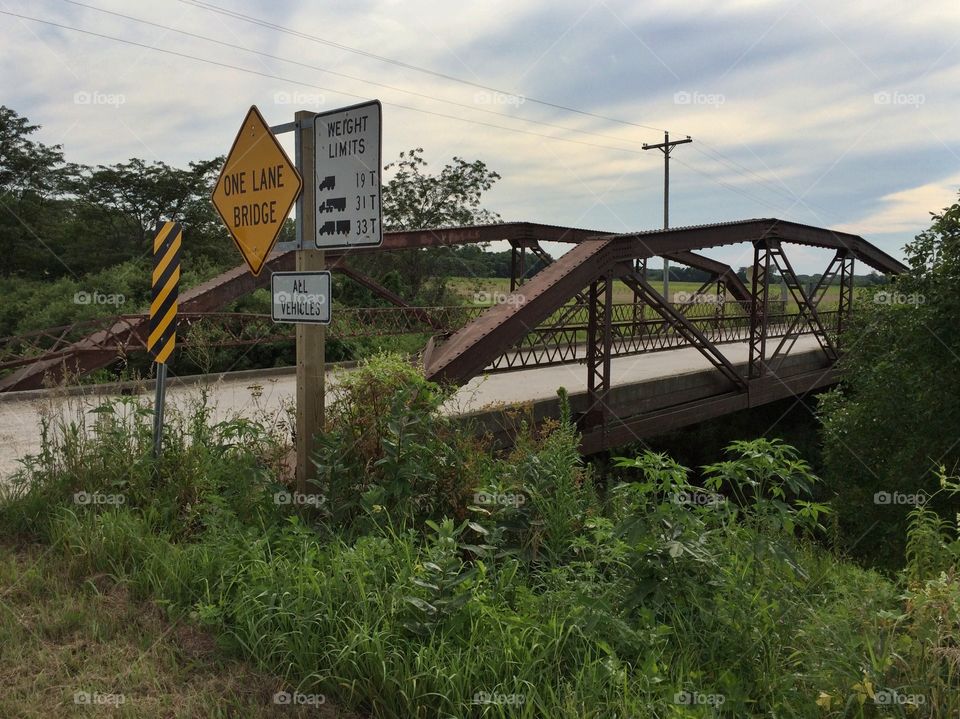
[[294, 110, 324, 493], [212, 101, 381, 493]]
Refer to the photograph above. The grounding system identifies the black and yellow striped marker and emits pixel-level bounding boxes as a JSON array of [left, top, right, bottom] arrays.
[[149, 221, 181, 364]]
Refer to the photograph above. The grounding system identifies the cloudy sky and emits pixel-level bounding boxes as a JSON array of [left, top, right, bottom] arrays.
[[2, 0, 958, 273]]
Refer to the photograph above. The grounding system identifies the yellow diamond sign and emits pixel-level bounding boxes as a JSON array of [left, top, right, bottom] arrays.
[[211, 106, 302, 276]]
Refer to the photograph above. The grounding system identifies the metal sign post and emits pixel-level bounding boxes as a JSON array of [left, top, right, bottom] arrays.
[[148, 221, 181, 458], [152, 362, 167, 458]]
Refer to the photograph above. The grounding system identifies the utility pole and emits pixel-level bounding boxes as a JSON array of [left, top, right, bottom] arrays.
[[643, 131, 692, 301]]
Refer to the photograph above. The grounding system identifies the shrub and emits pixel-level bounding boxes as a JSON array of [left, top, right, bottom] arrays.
[[312, 353, 487, 532]]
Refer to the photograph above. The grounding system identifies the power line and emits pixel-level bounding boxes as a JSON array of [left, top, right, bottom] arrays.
[[176, 0, 822, 216], [8, 7, 819, 222], [693, 144, 804, 207], [671, 155, 792, 214], [58, 0, 652, 149], [1, 9, 651, 156], [692, 142, 840, 221], [176, 0, 669, 133]]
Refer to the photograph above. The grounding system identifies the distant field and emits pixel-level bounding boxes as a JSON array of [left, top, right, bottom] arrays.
[[448, 277, 846, 309]]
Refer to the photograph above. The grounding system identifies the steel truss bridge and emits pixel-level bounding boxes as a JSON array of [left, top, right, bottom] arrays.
[[0, 219, 904, 451]]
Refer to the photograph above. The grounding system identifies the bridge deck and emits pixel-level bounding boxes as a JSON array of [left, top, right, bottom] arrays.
[[451, 334, 822, 413]]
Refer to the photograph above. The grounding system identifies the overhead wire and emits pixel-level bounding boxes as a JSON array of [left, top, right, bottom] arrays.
[[177, 0, 822, 215], [176, 0, 669, 133], [1, 9, 651, 155], [10, 2, 825, 220], [58, 0, 655, 149]]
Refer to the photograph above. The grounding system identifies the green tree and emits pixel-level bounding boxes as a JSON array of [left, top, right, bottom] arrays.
[[0, 105, 70, 196], [381, 147, 501, 230], [353, 148, 501, 300], [819, 192, 960, 564], [67, 156, 233, 271], [1, 106, 239, 278], [0, 105, 76, 277]]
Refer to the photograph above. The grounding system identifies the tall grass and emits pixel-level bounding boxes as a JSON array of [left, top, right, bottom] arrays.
[[1, 353, 957, 717]]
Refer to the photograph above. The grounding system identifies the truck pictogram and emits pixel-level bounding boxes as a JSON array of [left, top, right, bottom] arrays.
[[318, 197, 347, 213]]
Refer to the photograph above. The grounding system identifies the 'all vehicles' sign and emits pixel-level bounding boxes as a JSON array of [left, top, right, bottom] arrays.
[[271, 271, 331, 324], [211, 106, 302, 275], [313, 100, 382, 249]]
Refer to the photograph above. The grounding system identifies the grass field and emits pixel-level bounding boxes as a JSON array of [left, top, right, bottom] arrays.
[[0, 544, 353, 718], [448, 276, 847, 308], [1, 355, 956, 717]]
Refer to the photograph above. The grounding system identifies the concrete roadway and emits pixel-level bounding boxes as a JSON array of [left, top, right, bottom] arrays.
[[0, 335, 823, 482]]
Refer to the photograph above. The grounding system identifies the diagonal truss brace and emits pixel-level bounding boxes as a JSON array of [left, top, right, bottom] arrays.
[[765, 240, 838, 363], [515, 238, 592, 333], [620, 269, 746, 390], [332, 262, 446, 330], [648, 273, 726, 342]]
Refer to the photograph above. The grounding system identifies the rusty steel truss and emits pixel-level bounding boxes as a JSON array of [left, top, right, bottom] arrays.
[[0, 222, 757, 392], [3, 219, 903, 419], [0, 307, 485, 378], [423, 218, 906, 450]]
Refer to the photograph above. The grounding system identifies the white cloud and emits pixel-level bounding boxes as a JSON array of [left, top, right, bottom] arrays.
[[1, 0, 958, 273], [836, 173, 960, 236]]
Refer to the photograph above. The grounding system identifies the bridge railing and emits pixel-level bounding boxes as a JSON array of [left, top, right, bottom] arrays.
[[481, 299, 842, 373], [0, 300, 842, 382], [0, 307, 488, 379]]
